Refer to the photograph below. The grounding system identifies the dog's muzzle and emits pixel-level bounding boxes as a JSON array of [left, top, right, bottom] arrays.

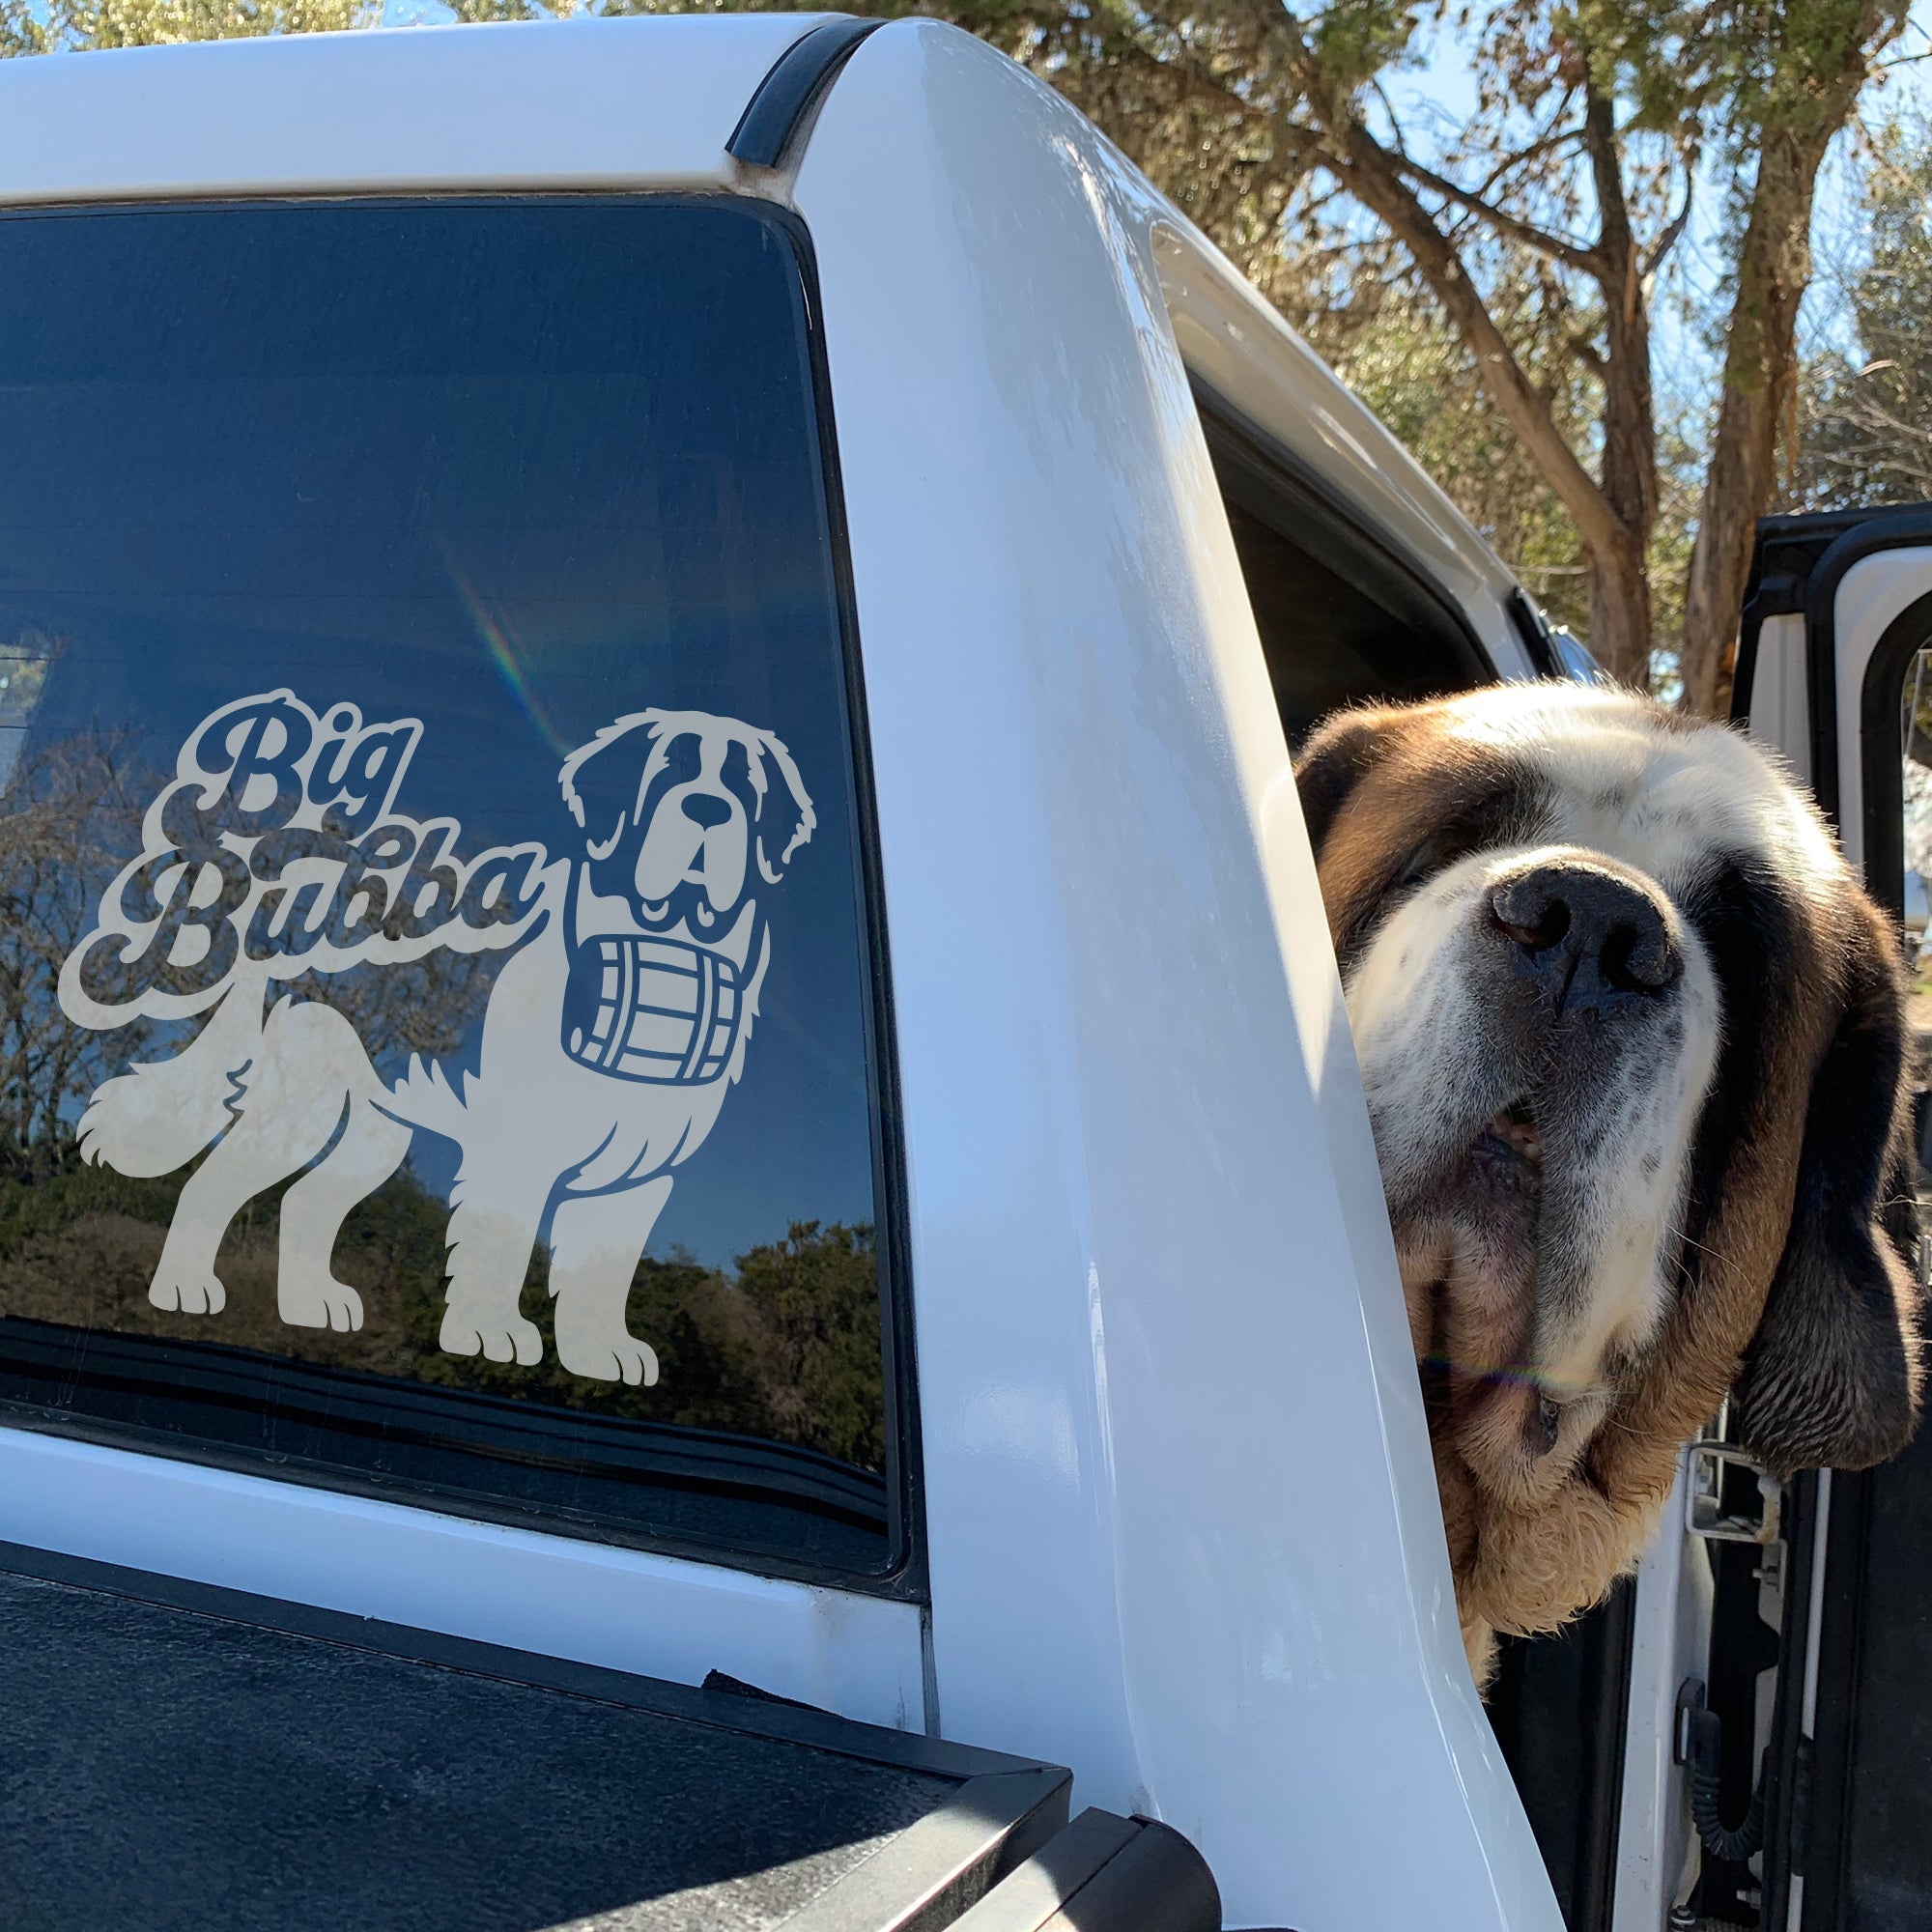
[[563, 934, 742, 1085]]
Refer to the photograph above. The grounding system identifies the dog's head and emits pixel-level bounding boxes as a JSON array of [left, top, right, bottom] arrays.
[[1297, 682, 1923, 1648], [557, 709, 815, 947]]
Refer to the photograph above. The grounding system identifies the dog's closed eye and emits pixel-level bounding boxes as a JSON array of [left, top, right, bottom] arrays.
[[1392, 832, 1454, 894]]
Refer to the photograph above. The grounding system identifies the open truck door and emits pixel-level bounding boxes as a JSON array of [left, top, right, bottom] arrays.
[[1537, 507, 1932, 1932], [1705, 503, 1932, 1932]]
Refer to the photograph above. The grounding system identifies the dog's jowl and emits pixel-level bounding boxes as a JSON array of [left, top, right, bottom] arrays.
[[1296, 680, 1926, 1683], [59, 687, 814, 1387]]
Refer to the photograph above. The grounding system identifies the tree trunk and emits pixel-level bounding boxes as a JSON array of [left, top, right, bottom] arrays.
[[1321, 122, 1654, 683], [1582, 83, 1658, 693], [1680, 133, 1831, 717], [1586, 544, 1654, 689], [1681, 6, 1904, 718]]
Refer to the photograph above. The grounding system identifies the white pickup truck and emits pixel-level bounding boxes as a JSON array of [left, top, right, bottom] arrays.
[[0, 16, 1927, 1932]]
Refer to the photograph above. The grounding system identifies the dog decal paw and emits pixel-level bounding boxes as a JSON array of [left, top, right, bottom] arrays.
[[58, 690, 814, 1382]]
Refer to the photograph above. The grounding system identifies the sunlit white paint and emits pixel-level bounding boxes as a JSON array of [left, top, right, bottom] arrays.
[[0, 14, 823, 204], [801, 23, 1557, 1929], [0, 1427, 926, 1729], [1832, 546, 1932, 871], [1611, 1451, 1714, 1932], [1747, 612, 1813, 789]]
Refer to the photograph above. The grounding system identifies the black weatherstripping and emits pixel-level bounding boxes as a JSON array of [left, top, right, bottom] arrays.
[[727, 16, 883, 169], [1508, 587, 1562, 678]]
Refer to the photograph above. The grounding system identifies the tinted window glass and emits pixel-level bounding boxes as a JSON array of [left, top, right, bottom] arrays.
[[1194, 393, 1493, 743], [0, 198, 905, 1581]]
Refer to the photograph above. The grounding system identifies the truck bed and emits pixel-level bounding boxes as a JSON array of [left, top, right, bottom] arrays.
[[0, 1542, 1216, 1932]]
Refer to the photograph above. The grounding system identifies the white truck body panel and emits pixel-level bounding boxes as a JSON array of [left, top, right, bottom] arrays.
[[799, 27, 1553, 1927], [0, 1425, 928, 1729], [0, 15, 821, 200]]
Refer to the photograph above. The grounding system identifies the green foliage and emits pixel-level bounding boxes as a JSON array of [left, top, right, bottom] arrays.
[[735, 1221, 888, 1471], [0, 1155, 184, 1253], [0, 0, 373, 52]]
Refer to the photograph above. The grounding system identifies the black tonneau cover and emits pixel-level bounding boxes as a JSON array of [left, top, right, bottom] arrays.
[[0, 1544, 1217, 1932]]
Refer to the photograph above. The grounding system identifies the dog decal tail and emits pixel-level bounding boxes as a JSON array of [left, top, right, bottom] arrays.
[[75, 978, 268, 1179]]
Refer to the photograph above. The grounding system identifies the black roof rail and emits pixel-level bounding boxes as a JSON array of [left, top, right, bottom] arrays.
[[728, 15, 883, 169]]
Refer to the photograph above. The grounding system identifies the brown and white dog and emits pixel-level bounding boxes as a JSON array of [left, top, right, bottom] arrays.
[[1295, 680, 1924, 1684]]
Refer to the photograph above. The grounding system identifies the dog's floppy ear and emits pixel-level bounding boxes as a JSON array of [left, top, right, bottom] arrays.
[[559, 715, 655, 859], [1293, 704, 1399, 858], [748, 730, 815, 884], [1736, 907, 1925, 1474]]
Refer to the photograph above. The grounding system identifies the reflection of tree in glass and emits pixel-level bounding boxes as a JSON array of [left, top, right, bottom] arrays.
[[0, 1155, 884, 1469], [0, 732, 159, 1182]]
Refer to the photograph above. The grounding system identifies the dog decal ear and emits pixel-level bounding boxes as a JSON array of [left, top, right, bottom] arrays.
[[558, 715, 659, 859], [1736, 912, 1926, 1473], [748, 728, 816, 884], [1293, 703, 1397, 859]]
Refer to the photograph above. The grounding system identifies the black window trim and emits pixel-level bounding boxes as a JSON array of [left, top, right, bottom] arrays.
[[726, 15, 883, 171], [0, 189, 927, 1606]]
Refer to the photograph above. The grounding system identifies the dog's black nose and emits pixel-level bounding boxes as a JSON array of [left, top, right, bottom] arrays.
[[1490, 861, 1679, 1012], [680, 793, 732, 830]]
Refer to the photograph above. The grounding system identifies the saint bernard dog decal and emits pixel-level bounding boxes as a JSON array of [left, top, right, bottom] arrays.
[[57, 689, 814, 1385]]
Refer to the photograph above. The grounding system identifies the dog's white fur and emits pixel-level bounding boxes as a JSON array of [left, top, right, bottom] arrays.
[[73, 707, 812, 1383]]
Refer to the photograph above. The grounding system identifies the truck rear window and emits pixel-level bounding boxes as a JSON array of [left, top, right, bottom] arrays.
[[0, 197, 910, 1586]]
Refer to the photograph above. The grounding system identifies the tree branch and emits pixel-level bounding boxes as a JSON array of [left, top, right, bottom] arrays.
[[1227, 0, 1634, 579], [1333, 128, 1634, 570], [1469, 116, 1585, 206], [1389, 149, 1603, 277], [1641, 169, 1694, 281]]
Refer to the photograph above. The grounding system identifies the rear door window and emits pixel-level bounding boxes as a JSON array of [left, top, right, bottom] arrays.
[[0, 197, 911, 1586], [1188, 390, 1495, 745]]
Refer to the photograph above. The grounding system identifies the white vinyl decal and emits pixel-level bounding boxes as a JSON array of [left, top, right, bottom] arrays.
[[57, 690, 815, 1383]]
